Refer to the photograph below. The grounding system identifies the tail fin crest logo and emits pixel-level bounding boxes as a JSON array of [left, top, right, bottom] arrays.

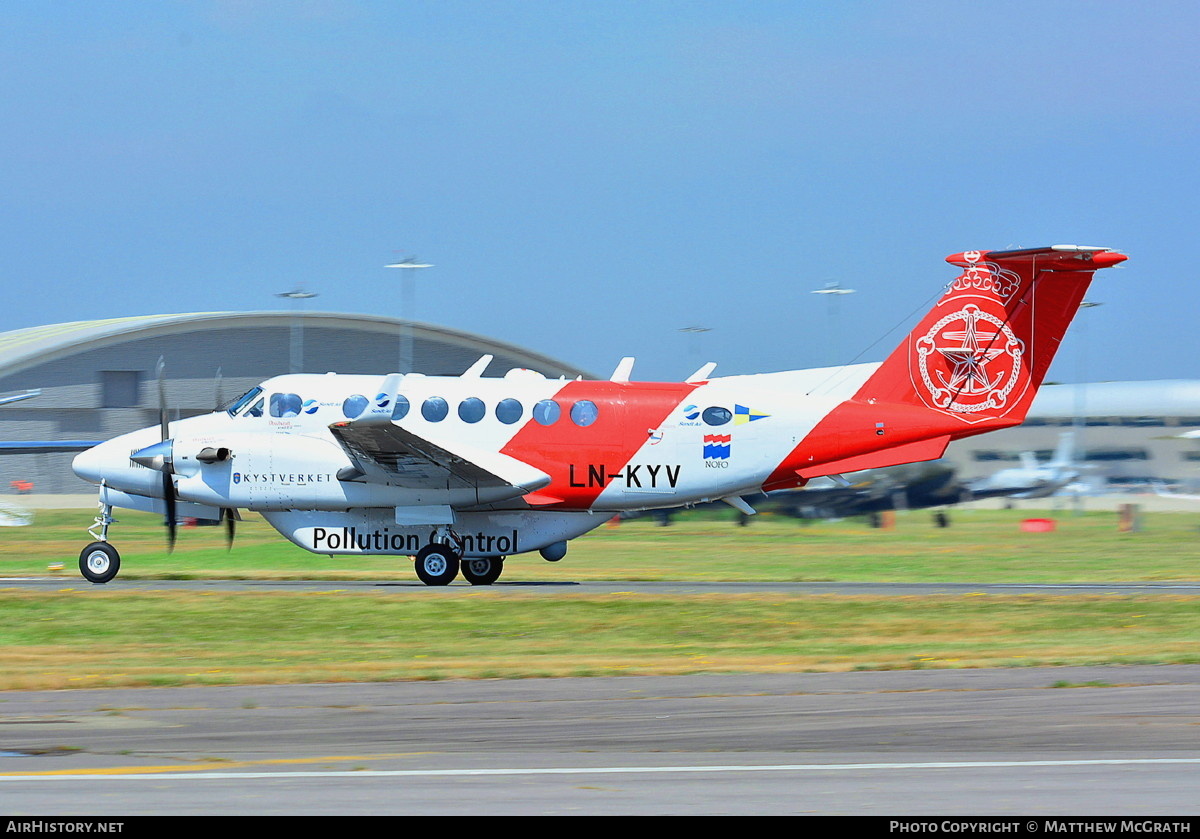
[[947, 252, 1022, 301], [915, 304, 1026, 419]]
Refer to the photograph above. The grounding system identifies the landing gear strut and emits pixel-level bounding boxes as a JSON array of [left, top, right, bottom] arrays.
[[80, 501, 120, 584]]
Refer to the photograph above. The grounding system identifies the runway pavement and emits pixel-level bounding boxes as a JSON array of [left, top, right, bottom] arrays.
[[2, 665, 1199, 815]]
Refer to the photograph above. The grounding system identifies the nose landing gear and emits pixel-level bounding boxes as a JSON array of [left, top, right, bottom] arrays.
[[79, 541, 120, 584], [79, 502, 120, 584]]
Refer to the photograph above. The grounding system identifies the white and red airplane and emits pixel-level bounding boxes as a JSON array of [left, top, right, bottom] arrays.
[[71, 245, 1127, 585]]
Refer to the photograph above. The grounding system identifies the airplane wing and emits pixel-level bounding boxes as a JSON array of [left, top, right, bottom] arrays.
[[0, 440, 101, 454], [328, 418, 551, 497]]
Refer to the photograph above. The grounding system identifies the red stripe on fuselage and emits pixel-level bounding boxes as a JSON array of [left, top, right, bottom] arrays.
[[501, 380, 702, 509]]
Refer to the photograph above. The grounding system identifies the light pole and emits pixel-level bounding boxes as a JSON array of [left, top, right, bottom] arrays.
[[679, 326, 712, 358], [811, 281, 856, 366], [275, 288, 318, 374], [1072, 300, 1102, 513], [385, 256, 434, 372]]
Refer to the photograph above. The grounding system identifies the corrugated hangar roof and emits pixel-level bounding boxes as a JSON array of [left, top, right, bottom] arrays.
[[0, 311, 591, 380]]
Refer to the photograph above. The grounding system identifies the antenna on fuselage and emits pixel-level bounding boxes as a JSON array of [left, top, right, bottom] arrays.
[[610, 357, 635, 383], [462, 355, 494, 378]]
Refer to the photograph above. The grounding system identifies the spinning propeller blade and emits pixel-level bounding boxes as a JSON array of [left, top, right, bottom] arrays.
[[156, 358, 177, 553]]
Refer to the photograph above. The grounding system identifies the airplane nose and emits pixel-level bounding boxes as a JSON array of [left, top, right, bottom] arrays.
[[72, 444, 105, 484]]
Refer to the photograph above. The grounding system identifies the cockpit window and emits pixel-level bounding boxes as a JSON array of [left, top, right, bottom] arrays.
[[226, 387, 263, 417], [244, 398, 264, 418], [270, 393, 302, 418]]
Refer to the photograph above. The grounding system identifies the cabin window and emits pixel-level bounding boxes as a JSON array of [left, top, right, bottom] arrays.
[[270, 393, 302, 418], [496, 398, 523, 424], [702, 407, 732, 426], [422, 396, 449, 422], [533, 399, 560, 426], [571, 400, 599, 427], [342, 394, 369, 419], [458, 397, 486, 423], [391, 394, 410, 421]]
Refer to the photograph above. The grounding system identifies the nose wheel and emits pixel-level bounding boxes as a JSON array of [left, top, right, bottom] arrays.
[[79, 542, 121, 584], [78, 498, 122, 584]]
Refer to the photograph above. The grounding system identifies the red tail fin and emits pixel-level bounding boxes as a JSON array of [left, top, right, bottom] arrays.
[[860, 245, 1126, 432], [763, 246, 1126, 491]]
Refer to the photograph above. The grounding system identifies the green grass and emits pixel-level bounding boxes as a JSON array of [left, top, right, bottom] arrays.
[[2, 589, 1197, 690], [5, 506, 1199, 583], [0, 505, 1198, 690]]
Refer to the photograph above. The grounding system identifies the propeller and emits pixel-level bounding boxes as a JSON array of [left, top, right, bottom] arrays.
[[156, 358, 177, 553], [133, 359, 240, 554], [221, 507, 238, 551]]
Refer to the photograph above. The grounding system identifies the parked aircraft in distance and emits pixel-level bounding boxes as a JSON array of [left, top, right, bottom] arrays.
[[966, 431, 1082, 500], [71, 245, 1127, 585], [762, 461, 963, 520]]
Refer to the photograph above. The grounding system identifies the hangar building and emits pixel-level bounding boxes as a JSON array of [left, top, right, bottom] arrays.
[[943, 380, 1200, 491], [1, 308, 1196, 496], [0, 312, 590, 494]]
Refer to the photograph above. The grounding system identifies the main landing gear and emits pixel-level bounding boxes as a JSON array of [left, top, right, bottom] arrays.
[[79, 503, 120, 584], [413, 531, 505, 586]]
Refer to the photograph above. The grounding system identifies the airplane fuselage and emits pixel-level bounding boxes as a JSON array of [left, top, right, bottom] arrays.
[[73, 364, 890, 556], [69, 245, 1129, 582]]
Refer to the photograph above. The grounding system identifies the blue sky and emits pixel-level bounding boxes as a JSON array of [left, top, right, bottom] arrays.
[[1, 1, 1195, 383]]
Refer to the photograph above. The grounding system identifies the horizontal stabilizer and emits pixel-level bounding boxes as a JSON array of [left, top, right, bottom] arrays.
[[795, 436, 951, 480]]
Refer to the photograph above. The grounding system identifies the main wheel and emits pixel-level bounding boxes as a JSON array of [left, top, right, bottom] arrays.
[[414, 543, 460, 586], [461, 556, 504, 586], [79, 542, 120, 584]]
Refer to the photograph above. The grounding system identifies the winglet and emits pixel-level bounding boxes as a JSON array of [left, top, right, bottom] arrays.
[[686, 362, 716, 383], [358, 373, 404, 423]]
